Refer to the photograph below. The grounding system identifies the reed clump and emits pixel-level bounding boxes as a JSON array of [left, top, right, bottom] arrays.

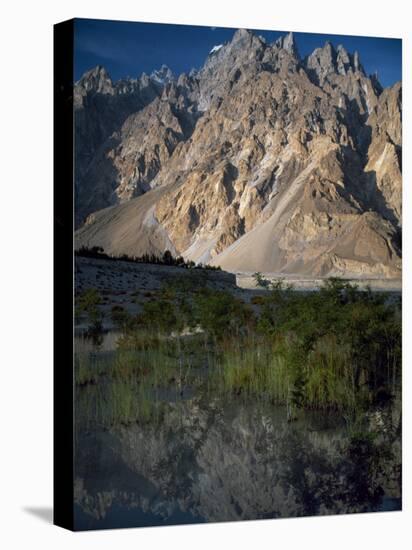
[[75, 277, 401, 424]]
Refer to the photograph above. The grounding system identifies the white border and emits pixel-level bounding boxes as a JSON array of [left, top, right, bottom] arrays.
[[0, 1, 410, 548]]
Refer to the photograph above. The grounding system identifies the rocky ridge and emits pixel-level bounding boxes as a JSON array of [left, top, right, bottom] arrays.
[[75, 30, 402, 278]]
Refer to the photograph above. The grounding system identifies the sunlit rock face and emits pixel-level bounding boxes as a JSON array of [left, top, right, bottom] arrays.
[[75, 30, 401, 278]]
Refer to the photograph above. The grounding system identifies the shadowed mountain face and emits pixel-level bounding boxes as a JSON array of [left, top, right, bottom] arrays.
[[75, 30, 402, 278]]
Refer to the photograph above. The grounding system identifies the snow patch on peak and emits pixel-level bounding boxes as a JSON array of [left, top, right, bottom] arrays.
[[150, 64, 174, 85], [210, 44, 223, 55]]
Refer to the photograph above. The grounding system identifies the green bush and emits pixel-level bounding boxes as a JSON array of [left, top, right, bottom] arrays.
[[76, 288, 103, 331], [194, 289, 255, 339]]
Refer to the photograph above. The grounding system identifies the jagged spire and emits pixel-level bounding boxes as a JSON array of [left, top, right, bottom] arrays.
[[77, 65, 114, 94], [336, 44, 351, 75], [353, 51, 364, 72], [305, 40, 366, 83], [275, 32, 300, 58], [150, 64, 175, 85], [370, 70, 383, 95], [231, 28, 253, 43]]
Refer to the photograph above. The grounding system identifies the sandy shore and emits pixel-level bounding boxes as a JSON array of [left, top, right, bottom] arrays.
[[235, 272, 402, 292]]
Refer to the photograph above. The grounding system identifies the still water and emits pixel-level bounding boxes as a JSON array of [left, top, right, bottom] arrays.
[[74, 332, 401, 530]]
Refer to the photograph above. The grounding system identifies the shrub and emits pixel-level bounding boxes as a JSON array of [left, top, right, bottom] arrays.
[[111, 305, 132, 328], [194, 289, 255, 339], [76, 288, 101, 312], [76, 288, 103, 332]]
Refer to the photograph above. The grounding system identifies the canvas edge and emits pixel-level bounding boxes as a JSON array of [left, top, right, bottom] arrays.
[[53, 18, 75, 532]]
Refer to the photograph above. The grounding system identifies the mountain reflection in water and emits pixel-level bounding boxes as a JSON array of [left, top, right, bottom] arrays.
[[74, 360, 401, 530]]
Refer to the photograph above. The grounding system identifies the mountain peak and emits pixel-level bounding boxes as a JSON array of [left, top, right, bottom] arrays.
[[370, 71, 383, 94], [77, 65, 114, 94], [85, 65, 110, 80], [275, 32, 300, 58], [353, 51, 364, 72], [150, 64, 175, 85], [74, 28, 402, 280], [231, 28, 253, 43], [305, 41, 366, 84], [336, 44, 351, 75]]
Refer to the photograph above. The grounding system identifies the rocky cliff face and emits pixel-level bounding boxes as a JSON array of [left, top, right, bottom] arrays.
[[74, 30, 402, 278]]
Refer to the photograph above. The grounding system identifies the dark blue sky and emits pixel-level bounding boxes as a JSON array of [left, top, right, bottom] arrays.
[[74, 18, 402, 89]]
